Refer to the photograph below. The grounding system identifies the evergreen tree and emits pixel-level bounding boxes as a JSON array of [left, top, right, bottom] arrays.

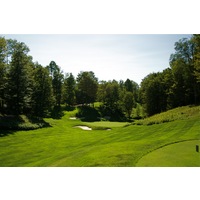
[[63, 73, 76, 106], [47, 61, 64, 107], [32, 63, 54, 117], [0, 37, 7, 112], [6, 42, 34, 114]]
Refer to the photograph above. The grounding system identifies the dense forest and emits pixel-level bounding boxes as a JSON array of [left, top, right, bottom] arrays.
[[0, 35, 200, 121]]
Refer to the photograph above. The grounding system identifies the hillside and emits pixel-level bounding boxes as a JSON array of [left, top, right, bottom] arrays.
[[0, 105, 199, 166], [135, 105, 200, 125]]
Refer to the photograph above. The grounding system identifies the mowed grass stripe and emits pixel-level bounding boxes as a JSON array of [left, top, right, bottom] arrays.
[[0, 106, 199, 166]]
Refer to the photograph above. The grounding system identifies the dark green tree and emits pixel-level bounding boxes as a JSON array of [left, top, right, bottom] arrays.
[[47, 61, 64, 107], [98, 80, 125, 121], [76, 71, 98, 105], [32, 63, 54, 117], [0, 37, 7, 111], [124, 79, 133, 92], [140, 72, 167, 116], [102, 80, 120, 108], [124, 78, 139, 102], [6, 42, 34, 114], [63, 73, 76, 106], [6, 39, 18, 64], [170, 37, 200, 105], [123, 91, 135, 118], [192, 34, 200, 83]]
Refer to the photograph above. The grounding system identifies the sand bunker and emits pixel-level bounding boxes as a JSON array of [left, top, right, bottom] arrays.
[[69, 117, 77, 120], [75, 126, 92, 130]]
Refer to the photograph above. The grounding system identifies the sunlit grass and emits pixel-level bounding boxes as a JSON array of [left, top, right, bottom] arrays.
[[136, 140, 200, 166], [135, 105, 200, 125], [0, 105, 199, 166]]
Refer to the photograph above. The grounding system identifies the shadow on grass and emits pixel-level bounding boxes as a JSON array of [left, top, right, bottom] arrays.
[[0, 115, 51, 136], [0, 130, 16, 137]]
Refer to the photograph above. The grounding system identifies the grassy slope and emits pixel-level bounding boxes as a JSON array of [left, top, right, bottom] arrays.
[[136, 140, 200, 166], [0, 106, 199, 166], [135, 105, 200, 125]]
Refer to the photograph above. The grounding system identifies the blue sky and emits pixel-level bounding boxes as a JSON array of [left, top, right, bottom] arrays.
[[2, 34, 192, 84]]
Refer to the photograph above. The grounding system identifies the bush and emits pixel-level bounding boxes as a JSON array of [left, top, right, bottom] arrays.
[[75, 106, 101, 122], [98, 105, 126, 122]]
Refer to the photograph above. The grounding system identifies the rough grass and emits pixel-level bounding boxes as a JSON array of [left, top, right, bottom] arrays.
[[0, 105, 199, 166], [135, 105, 200, 125]]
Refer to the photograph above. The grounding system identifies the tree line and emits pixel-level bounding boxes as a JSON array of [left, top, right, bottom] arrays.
[[140, 35, 200, 116], [0, 37, 139, 119], [0, 35, 200, 120]]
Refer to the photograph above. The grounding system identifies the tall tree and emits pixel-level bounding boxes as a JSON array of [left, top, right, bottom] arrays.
[[6, 42, 34, 114], [123, 91, 135, 118], [76, 71, 98, 105], [192, 34, 200, 82], [0, 37, 7, 111], [124, 78, 139, 102], [32, 63, 54, 117], [63, 73, 76, 106], [6, 39, 18, 64], [170, 37, 200, 105], [100, 80, 120, 108], [47, 61, 64, 107], [140, 72, 167, 116]]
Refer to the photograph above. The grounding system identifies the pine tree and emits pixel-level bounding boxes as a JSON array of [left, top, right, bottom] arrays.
[[6, 42, 34, 114], [63, 73, 76, 106], [0, 37, 7, 112], [32, 64, 54, 117]]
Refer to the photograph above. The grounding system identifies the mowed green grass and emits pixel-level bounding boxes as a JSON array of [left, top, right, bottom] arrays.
[[0, 106, 199, 167], [136, 140, 200, 167]]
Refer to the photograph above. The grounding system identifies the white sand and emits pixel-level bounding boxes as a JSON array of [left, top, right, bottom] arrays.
[[69, 117, 77, 120], [75, 126, 92, 130]]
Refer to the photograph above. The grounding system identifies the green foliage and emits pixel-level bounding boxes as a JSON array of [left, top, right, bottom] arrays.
[[123, 91, 135, 118], [192, 34, 200, 82], [51, 105, 65, 119], [63, 73, 76, 106], [132, 103, 144, 119], [135, 105, 200, 125], [98, 80, 120, 107], [170, 36, 200, 105], [140, 35, 200, 116], [32, 64, 54, 117], [98, 104, 126, 122], [140, 72, 168, 116], [1, 35, 200, 125], [76, 71, 98, 104], [48, 61, 64, 107], [0, 37, 7, 112], [76, 105, 100, 122], [124, 78, 139, 101], [6, 42, 34, 114]]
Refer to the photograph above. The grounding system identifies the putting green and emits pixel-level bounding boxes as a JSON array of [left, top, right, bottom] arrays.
[[136, 140, 200, 167]]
